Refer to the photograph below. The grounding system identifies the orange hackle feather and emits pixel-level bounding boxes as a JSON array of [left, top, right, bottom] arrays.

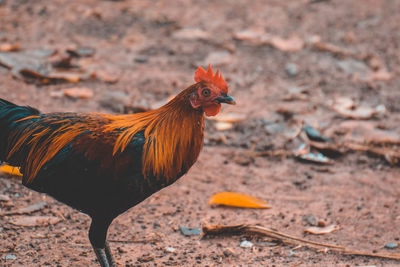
[[6, 85, 204, 184], [104, 86, 204, 182], [195, 64, 228, 93]]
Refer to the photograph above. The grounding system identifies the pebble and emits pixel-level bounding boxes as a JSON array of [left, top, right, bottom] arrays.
[[303, 214, 318, 226], [223, 248, 234, 257], [384, 243, 398, 249], [240, 240, 253, 248], [99, 90, 130, 113], [179, 225, 201, 236], [285, 63, 298, 76], [165, 246, 176, 253], [134, 55, 148, 63], [2, 254, 17, 260]]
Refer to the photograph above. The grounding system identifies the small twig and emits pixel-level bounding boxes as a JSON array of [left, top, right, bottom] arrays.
[[202, 223, 400, 261]]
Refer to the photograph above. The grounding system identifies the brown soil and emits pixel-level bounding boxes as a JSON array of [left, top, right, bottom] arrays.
[[1, 0, 400, 266]]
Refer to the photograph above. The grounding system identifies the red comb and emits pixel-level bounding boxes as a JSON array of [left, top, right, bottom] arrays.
[[194, 64, 228, 93]]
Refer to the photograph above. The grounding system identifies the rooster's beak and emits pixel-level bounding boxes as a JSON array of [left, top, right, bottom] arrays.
[[215, 95, 236, 105]]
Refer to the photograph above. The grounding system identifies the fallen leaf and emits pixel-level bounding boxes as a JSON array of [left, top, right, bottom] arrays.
[[234, 30, 304, 52], [233, 29, 267, 45], [214, 122, 233, 131], [0, 194, 11, 202], [2, 201, 47, 216], [332, 97, 382, 120], [49, 91, 64, 98], [311, 40, 358, 58], [338, 121, 400, 144], [304, 224, 340, 235], [96, 70, 119, 83], [63, 87, 94, 99], [172, 28, 210, 40], [0, 165, 22, 177], [370, 69, 392, 81], [9, 216, 61, 227], [208, 112, 246, 123], [270, 36, 304, 52], [209, 192, 270, 209], [0, 49, 92, 84], [0, 43, 20, 52]]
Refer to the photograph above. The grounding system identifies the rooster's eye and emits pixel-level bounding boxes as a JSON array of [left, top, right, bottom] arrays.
[[202, 88, 211, 97]]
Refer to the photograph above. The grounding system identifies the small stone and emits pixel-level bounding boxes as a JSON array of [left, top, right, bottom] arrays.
[[99, 90, 130, 113], [223, 248, 234, 257], [49, 91, 64, 98], [240, 240, 253, 248], [179, 225, 201, 236], [134, 56, 148, 63], [165, 246, 176, 253], [303, 214, 318, 226], [285, 63, 298, 76], [2, 254, 17, 260], [384, 243, 398, 249]]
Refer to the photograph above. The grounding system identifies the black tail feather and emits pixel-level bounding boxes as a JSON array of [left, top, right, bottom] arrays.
[[0, 98, 40, 162]]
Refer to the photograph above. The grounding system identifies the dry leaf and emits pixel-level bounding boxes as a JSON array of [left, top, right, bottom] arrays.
[[270, 36, 304, 52], [0, 43, 20, 52], [311, 40, 357, 58], [0, 49, 92, 84], [332, 97, 381, 120], [214, 122, 233, 131], [304, 224, 340, 235], [209, 192, 270, 209], [9, 216, 61, 227], [96, 70, 119, 83], [63, 87, 94, 99], [208, 112, 246, 123], [233, 29, 266, 44], [338, 121, 400, 144], [49, 91, 64, 98], [0, 165, 22, 177], [0, 194, 11, 202], [172, 28, 210, 40], [370, 69, 392, 81], [2, 201, 47, 216]]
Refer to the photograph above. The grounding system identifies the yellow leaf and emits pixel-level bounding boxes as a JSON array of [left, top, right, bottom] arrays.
[[208, 192, 270, 209], [0, 165, 23, 177]]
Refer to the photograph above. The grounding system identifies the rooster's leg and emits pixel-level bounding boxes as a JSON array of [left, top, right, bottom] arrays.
[[89, 217, 115, 267], [93, 248, 110, 267], [104, 241, 116, 266]]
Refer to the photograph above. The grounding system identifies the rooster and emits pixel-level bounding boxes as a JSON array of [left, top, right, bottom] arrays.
[[0, 65, 235, 267]]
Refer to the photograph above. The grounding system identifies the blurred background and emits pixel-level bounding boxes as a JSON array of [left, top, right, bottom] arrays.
[[0, 0, 399, 266]]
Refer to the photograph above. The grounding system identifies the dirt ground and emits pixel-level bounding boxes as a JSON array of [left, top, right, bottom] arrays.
[[1, 0, 400, 266]]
